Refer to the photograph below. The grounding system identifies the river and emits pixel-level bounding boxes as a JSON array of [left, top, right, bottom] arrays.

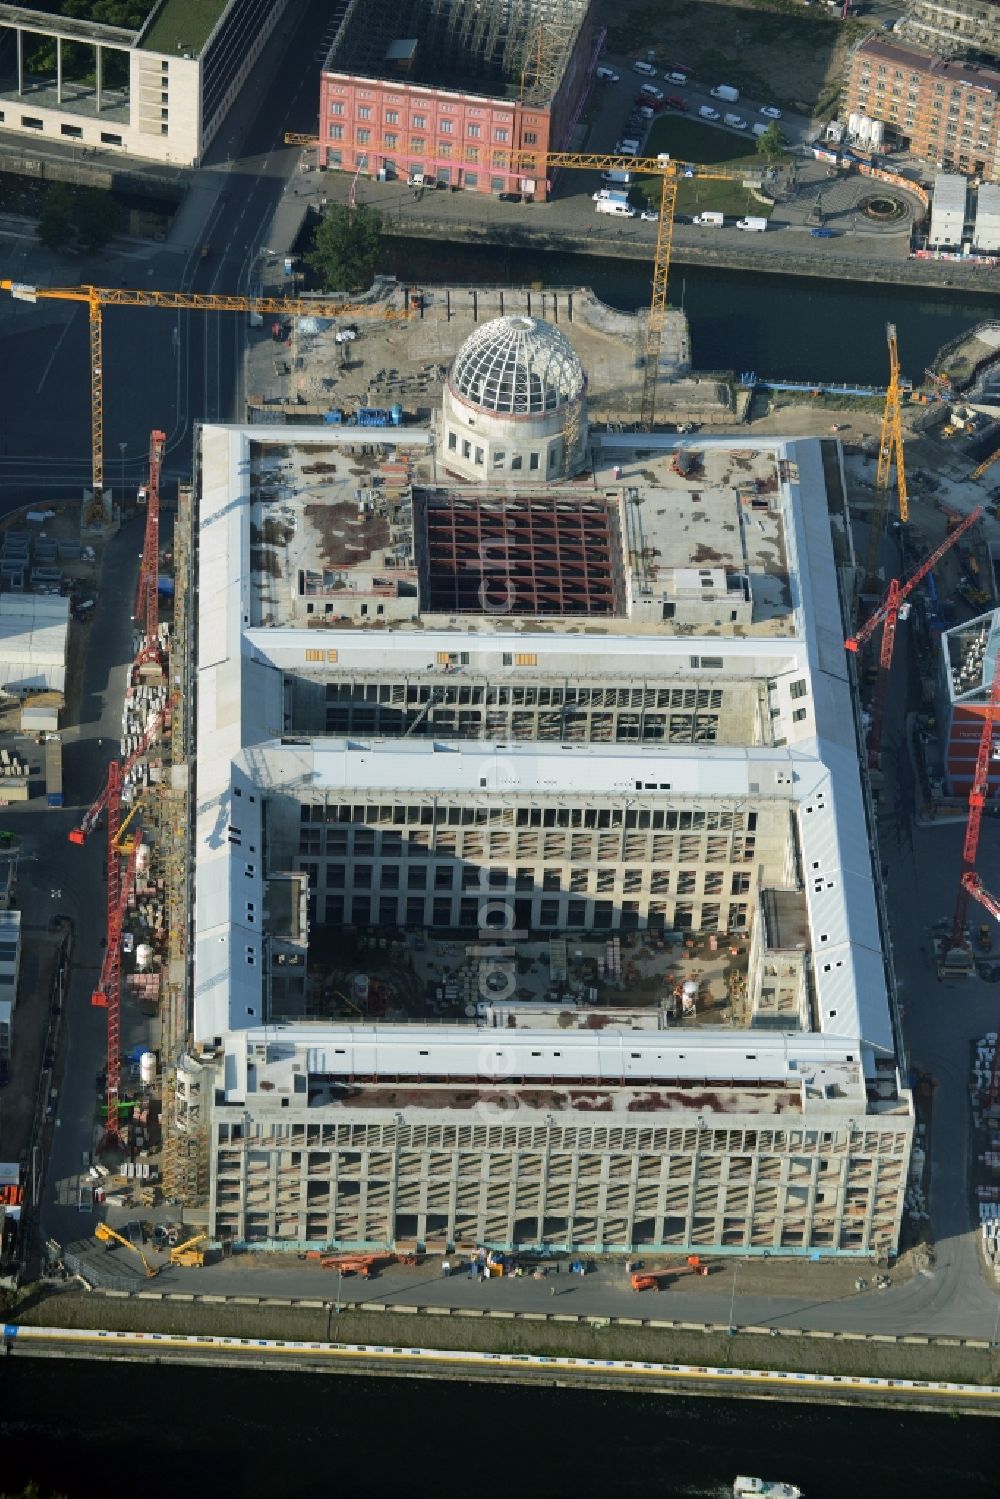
[[0, 1359, 994, 1497], [379, 238, 990, 387]]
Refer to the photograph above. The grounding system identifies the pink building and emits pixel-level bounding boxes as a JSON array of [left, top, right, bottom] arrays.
[[318, 0, 599, 199]]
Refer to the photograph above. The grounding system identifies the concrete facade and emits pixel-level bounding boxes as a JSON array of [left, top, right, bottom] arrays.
[[901, 0, 1000, 65], [844, 33, 1000, 180], [182, 406, 911, 1259], [0, 0, 290, 166], [200, 1029, 910, 1256]]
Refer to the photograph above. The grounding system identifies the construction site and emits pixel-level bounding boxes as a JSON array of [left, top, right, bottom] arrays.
[[7, 101, 999, 1277], [323, 0, 593, 103]]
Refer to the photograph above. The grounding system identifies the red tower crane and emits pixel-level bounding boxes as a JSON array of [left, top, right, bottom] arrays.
[[846, 505, 983, 768], [91, 771, 142, 1146], [946, 667, 1000, 961], [70, 706, 166, 1143], [134, 428, 166, 669], [67, 709, 165, 845]]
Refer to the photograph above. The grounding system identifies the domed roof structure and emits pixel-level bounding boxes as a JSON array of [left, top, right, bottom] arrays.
[[450, 315, 585, 416]]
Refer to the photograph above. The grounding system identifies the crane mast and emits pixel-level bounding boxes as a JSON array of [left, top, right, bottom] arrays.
[[863, 324, 909, 590], [134, 429, 166, 667]]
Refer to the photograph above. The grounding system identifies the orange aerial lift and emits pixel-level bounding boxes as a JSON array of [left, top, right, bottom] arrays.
[[845, 506, 983, 769], [630, 1256, 710, 1290], [940, 668, 1000, 979], [134, 429, 166, 669]]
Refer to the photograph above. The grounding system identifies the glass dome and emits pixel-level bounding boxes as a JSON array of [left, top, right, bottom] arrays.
[[449, 315, 585, 416]]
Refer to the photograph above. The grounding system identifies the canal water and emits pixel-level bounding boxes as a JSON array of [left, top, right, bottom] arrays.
[[0, 1359, 994, 1497], [379, 237, 990, 388]]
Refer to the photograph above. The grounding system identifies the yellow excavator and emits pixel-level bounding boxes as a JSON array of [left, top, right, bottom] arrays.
[[170, 1232, 208, 1268], [94, 1221, 158, 1278]]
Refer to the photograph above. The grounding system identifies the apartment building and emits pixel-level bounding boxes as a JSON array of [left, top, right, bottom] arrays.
[[845, 33, 1000, 179]]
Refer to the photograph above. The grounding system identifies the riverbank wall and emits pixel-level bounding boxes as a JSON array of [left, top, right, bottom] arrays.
[[10, 1287, 1000, 1413], [386, 220, 1000, 296]]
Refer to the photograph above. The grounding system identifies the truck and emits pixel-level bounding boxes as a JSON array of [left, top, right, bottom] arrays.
[[44, 736, 62, 808], [596, 197, 636, 217], [710, 84, 739, 102], [692, 211, 724, 227], [736, 216, 768, 232]]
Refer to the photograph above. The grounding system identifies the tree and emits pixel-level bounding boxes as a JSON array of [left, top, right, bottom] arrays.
[[755, 122, 785, 163], [74, 187, 120, 252], [307, 203, 383, 294], [36, 182, 75, 251]]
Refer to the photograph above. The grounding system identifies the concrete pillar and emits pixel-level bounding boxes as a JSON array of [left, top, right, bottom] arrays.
[[56, 36, 62, 104], [95, 44, 102, 114], [16, 28, 22, 97]]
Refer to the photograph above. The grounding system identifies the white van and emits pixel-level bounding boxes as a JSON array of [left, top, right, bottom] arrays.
[[596, 198, 636, 217], [666, 71, 688, 84], [593, 190, 629, 203], [724, 113, 747, 129], [602, 169, 632, 186], [595, 65, 620, 82], [616, 137, 640, 155], [692, 211, 724, 226], [632, 60, 657, 76], [698, 105, 720, 121], [736, 216, 767, 232]]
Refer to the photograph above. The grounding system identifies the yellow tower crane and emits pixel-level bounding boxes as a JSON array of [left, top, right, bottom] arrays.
[[971, 446, 1000, 483], [864, 322, 909, 589], [0, 279, 410, 501], [285, 135, 763, 430]]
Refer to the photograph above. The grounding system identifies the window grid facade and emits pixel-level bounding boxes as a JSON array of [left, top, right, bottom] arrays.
[[211, 1116, 910, 1257]]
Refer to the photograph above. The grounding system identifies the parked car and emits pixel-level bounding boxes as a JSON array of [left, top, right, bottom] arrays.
[[666, 95, 690, 111], [810, 226, 836, 237], [698, 105, 720, 121], [665, 71, 688, 84], [635, 105, 655, 120], [498, 192, 523, 203], [639, 210, 659, 221], [596, 65, 620, 82], [638, 83, 665, 102], [759, 105, 782, 119]]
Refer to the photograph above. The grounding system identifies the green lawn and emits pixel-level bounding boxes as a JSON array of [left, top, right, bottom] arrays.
[[140, 0, 229, 53], [630, 116, 776, 216]]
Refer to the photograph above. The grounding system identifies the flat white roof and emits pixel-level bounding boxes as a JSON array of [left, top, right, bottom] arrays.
[[193, 424, 895, 1078]]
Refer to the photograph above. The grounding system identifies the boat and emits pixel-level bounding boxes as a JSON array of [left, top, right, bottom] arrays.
[[733, 1480, 803, 1499]]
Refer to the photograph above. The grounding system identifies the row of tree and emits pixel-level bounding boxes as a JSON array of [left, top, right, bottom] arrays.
[[36, 181, 120, 252]]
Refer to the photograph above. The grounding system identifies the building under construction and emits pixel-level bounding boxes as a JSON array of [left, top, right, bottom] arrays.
[[173, 323, 913, 1260], [318, 0, 599, 195]]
